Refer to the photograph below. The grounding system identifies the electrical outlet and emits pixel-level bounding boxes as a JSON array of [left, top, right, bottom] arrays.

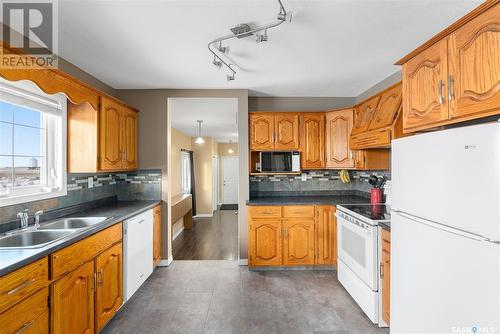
[[301, 173, 307, 182], [88, 177, 94, 188]]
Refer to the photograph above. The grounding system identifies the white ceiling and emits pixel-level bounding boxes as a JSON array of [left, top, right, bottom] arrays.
[[58, 0, 481, 97], [170, 97, 238, 143]]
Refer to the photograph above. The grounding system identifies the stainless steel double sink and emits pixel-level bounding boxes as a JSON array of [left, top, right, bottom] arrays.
[[0, 217, 109, 249]]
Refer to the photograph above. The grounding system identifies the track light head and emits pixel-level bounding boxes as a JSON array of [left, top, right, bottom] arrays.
[[212, 58, 222, 68], [218, 43, 229, 54], [277, 11, 292, 22], [256, 30, 268, 43], [227, 74, 235, 81]]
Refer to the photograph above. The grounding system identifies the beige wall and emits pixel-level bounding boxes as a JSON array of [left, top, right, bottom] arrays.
[[58, 58, 116, 96], [191, 136, 216, 216], [356, 71, 402, 103], [170, 128, 192, 198], [249, 96, 355, 111]]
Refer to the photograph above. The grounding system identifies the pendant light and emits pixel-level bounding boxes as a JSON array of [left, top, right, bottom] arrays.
[[195, 120, 205, 144], [227, 140, 234, 154]]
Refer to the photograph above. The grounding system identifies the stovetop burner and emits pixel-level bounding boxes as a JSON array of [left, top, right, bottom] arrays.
[[339, 204, 390, 221]]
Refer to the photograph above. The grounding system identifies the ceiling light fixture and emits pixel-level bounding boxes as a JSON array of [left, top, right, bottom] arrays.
[[227, 140, 234, 154], [207, 0, 291, 81], [195, 120, 205, 145]]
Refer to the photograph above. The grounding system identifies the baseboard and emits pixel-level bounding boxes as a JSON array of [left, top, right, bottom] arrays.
[[158, 256, 173, 267], [239, 259, 248, 266], [194, 213, 213, 218], [172, 226, 184, 240]]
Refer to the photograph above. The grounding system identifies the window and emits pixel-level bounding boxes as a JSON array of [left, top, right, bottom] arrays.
[[181, 150, 191, 194], [0, 78, 67, 207]]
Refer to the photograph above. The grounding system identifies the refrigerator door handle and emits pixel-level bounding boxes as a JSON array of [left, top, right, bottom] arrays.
[[392, 210, 496, 243]]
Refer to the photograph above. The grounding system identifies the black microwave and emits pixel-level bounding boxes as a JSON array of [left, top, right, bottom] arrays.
[[258, 151, 301, 173]]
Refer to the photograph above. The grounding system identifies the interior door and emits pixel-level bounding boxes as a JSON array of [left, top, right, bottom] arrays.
[[325, 109, 355, 168], [282, 219, 315, 265], [300, 113, 325, 169], [51, 260, 95, 334], [122, 108, 137, 170], [95, 242, 123, 332], [448, 3, 500, 120], [250, 114, 274, 150], [100, 97, 122, 170], [402, 38, 449, 131], [274, 113, 300, 150], [221, 156, 239, 205]]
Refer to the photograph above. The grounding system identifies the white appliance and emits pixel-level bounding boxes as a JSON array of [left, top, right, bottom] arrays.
[[391, 122, 500, 334], [123, 209, 154, 301], [336, 205, 390, 326]]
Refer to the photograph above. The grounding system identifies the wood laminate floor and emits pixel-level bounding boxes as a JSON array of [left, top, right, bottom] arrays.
[[173, 209, 238, 260], [102, 261, 389, 334]]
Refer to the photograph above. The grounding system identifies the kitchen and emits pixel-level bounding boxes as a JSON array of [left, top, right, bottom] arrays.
[[0, 0, 499, 333]]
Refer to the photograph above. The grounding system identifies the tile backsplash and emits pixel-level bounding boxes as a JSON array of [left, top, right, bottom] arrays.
[[0, 169, 161, 225], [250, 170, 391, 197]]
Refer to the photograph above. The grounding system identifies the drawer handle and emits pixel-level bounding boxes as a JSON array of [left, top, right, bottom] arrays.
[[5, 278, 36, 295], [262, 211, 273, 215], [15, 321, 33, 334]]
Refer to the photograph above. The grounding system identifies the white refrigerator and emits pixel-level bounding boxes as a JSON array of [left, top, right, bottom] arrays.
[[391, 122, 500, 334]]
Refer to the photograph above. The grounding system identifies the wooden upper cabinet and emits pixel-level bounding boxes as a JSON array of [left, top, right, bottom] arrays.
[[282, 219, 315, 266], [300, 113, 325, 169], [249, 220, 282, 266], [100, 97, 123, 171], [95, 242, 123, 332], [315, 206, 336, 265], [51, 260, 95, 334], [274, 114, 300, 150], [122, 107, 138, 170], [250, 114, 275, 150], [368, 84, 403, 131], [402, 39, 449, 131], [352, 96, 381, 136], [448, 3, 500, 120], [325, 109, 355, 169]]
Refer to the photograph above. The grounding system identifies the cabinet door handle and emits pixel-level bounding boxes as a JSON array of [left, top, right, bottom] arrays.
[[447, 75, 455, 101], [438, 80, 445, 105], [14, 321, 33, 334], [380, 263, 384, 280], [97, 269, 103, 285], [5, 278, 35, 295]]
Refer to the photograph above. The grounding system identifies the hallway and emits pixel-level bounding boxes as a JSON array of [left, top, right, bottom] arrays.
[[173, 209, 238, 260]]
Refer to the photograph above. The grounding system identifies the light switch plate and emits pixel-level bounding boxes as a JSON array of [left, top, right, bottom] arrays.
[[88, 177, 94, 188]]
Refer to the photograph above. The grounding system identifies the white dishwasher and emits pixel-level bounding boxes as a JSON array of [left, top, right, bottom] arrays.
[[123, 209, 154, 301]]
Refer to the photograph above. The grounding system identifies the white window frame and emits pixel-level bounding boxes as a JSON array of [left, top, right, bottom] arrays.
[[0, 78, 67, 207], [180, 150, 191, 195]]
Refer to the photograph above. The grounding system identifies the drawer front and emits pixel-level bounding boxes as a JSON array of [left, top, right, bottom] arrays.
[[0, 258, 48, 313], [282, 205, 315, 218], [250, 206, 281, 218], [0, 287, 48, 334], [51, 223, 122, 279], [350, 129, 391, 149]]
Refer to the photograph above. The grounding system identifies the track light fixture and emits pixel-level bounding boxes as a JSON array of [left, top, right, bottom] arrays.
[[208, 0, 291, 81]]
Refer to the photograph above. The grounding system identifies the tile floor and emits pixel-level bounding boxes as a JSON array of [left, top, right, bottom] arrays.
[[102, 261, 389, 334]]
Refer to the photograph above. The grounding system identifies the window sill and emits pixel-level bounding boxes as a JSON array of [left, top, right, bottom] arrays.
[[0, 188, 67, 207]]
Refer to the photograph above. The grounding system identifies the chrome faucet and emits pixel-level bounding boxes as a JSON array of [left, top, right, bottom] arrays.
[[17, 210, 29, 229], [34, 210, 43, 229]]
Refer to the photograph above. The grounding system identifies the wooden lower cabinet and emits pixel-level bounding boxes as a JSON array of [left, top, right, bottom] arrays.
[[282, 219, 315, 265], [0, 287, 49, 334], [51, 260, 95, 334], [153, 205, 162, 267], [249, 205, 337, 267], [95, 243, 123, 332], [381, 229, 391, 325]]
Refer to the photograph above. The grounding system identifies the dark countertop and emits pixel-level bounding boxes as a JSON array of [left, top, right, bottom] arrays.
[[0, 200, 161, 276], [246, 195, 370, 206]]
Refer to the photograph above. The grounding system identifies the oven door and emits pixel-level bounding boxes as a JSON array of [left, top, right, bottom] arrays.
[[336, 213, 378, 290]]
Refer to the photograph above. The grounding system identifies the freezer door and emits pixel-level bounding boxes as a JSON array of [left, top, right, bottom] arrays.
[[391, 212, 500, 334], [392, 122, 500, 241]]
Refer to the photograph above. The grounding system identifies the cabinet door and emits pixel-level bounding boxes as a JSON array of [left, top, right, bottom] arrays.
[[402, 39, 449, 131], [51, 260, 94, 334], [121, 108, 137, 170], [325, 109, 355, 169], [100, 97, 122, 171], [448, 4, 500, 120], [368, 84, 403, 131], [274, 113, 300, 150], [282, 219, 315, 265], [351, 96, 381, 135], [315, 206, 336, 265], [381, 231, 391, 325], [249, 220, 282, 266], [0, 288, 48, 334], [250, 114, 275, 150], [95, 243, 123, 332], [300, 113, 325, 169], [153, 205, 162, 267]]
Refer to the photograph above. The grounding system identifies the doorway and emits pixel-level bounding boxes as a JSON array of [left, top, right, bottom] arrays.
[[221, 156, 238, 205]]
